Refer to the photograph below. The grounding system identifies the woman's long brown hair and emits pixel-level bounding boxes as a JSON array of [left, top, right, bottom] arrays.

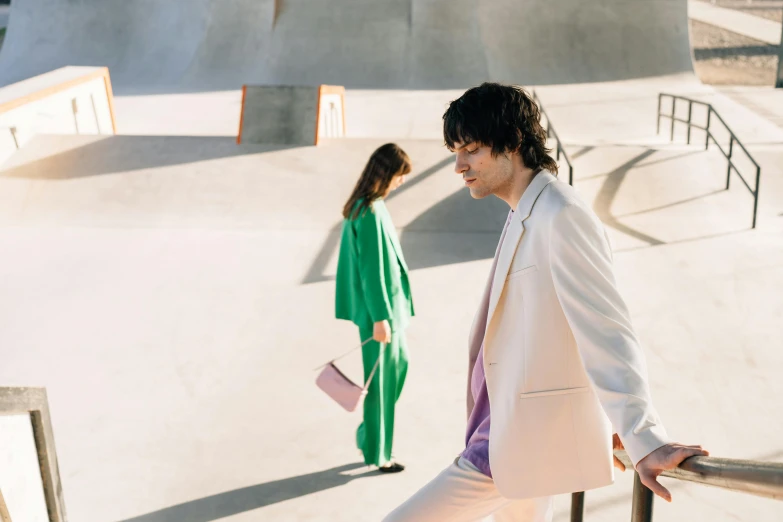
[[342, 143, 412, 220]]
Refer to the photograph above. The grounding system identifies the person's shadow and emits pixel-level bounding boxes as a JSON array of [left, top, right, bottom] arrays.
[[117, 463, 377, 522]]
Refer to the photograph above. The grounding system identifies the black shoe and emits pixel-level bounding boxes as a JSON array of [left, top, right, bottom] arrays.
[[378, 462, 405, 473]]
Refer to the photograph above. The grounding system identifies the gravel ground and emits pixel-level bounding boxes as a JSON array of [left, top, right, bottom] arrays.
[[695, 0, 783, 22], [690, 19, 781, 85]]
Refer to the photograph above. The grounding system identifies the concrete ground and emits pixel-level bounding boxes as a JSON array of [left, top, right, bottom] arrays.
[[690, 0, 782, 44], [1, 77, 782, 521], [690, 0, 783, 85]]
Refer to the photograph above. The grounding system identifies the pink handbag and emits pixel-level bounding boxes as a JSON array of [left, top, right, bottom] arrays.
[[316, 338, 383, 412]]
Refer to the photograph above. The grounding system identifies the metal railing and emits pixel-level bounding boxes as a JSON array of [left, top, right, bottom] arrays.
[[657, 93, 762, 229], [533, 91, 574, 186], [571, 450, 783, 522]]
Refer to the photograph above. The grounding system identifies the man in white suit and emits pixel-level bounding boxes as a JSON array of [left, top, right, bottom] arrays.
[[384, 84, 708, 522]]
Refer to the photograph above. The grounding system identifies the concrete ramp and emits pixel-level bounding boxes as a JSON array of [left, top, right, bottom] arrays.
[[0, 0, 694, 92]]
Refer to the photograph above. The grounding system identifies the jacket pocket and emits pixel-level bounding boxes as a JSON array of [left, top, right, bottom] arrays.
[[519, 386, 590, 399], [507, 264, 538, 281]]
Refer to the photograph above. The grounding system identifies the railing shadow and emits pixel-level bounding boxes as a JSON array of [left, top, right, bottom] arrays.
[[117, 463, 377, 522]]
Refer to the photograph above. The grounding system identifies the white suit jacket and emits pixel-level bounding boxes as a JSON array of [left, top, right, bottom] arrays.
[[470, 171, 670, 499]]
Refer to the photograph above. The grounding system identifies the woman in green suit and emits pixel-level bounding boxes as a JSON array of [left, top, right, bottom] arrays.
[[335, 143, 414, 473]]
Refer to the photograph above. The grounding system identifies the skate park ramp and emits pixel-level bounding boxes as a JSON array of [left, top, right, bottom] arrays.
[[0, 0, 693, 92]]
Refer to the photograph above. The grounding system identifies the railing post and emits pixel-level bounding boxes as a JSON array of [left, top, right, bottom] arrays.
[[656, 94, 662, 134], [776, 20, 783, 88], [569, 164, 574, 186], [571, 492, 585, 522], [726, 136, 734, 190], [631, 472, 654, 522], [686, 100, 693, 145], [669, 98, 676, 142], [752, 166, 761, 229], [705, 108, 712, 150]]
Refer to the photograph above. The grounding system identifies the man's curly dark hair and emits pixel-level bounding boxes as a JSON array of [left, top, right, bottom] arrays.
[[443, 83, 558, 175]]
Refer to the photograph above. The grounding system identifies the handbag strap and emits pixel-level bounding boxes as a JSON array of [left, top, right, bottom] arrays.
[[332, 337, 374, 363], [362, 342, 385, 391], [314, 336, 387, 391]]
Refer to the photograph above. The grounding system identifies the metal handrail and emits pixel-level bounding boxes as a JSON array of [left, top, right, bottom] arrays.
[[571, 450, 783, 522], [657, 93, 762, 228], [532, 91, 574, 186]]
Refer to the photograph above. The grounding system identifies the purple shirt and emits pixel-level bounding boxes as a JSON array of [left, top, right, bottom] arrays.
[[461, 210, 514, 478], [462, 342, 492, 476]]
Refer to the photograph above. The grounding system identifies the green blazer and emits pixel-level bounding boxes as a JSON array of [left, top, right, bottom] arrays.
[[335, 199, 414, 331]]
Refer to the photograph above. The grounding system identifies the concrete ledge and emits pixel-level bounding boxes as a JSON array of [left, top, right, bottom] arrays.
[[237, 84, 345, 146], [0, 66, 116, 166], [0, 388, 66, 522]]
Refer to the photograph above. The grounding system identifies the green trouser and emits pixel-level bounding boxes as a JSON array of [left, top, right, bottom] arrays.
[[356, 324, 409, 467]]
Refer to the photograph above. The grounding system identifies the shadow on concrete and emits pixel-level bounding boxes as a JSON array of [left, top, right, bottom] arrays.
[[694, 45, 779, 60], [116, 462, 377, 522], [570, 146, 596, 161], [0, 136, 298, 179], [399, 188, 507, 271], [614, 189, 726, 218], [387, 155, 455, 202], [301, 155, 462, 284], [592, 149, 666, 246], [589, 147, 758, 246]]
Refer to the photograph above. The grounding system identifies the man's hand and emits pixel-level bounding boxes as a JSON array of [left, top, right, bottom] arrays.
[[373, 320, 392, 343], [636, 443, 709, 502], [612, 434, 626, 472]]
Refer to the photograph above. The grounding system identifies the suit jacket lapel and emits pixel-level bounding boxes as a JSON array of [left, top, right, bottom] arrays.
[[377, 201, 409, 273], [468, 210, 513, 348], [389, 231, 409, 273], [486, 216, 524, 327], [485, 171, 557, 332]]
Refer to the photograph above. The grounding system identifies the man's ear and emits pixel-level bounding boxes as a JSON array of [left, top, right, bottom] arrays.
[[508, 147, 527, 168]]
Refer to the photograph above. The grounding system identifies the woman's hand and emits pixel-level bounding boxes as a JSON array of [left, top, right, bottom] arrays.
[[373, 320, 392, 343]]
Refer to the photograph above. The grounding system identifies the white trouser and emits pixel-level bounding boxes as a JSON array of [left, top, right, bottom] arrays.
[[383, 457, 554, 522]]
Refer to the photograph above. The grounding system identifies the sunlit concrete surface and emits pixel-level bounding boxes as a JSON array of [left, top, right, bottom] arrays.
[[0, 113, 781, 520]]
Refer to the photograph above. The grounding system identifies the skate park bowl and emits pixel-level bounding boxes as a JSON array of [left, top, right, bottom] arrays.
[[0, 0, 693, 92], [0, 0, 782, 521], [237, 84, 345, 145]]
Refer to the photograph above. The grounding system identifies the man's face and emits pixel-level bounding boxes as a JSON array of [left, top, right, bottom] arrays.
[[452, 142, 514, 199]]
